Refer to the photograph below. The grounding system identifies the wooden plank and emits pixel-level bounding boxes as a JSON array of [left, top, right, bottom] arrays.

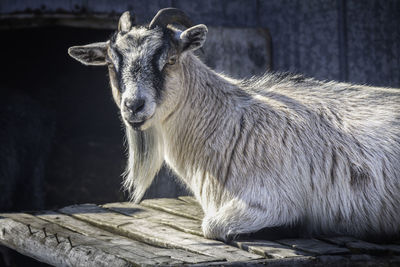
[[277, 238, 350, 255], [140, 198, 204, 220], [321, 236, 395, 255], [234, 239, 310, 259], [2, 212, 169, 265], [0, 214, 132, 267], [234, 239, 312, 259], [60, 204, 263, 262], [189, 256, 317, 266], [178, 195, 201, 206], [103, 202, 203, 236], [137, 198, 347, 259], [36, 210, 215, 264], [105, 202, 317, 260]]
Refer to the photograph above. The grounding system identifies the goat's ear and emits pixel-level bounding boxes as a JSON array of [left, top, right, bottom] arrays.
[[118, 11, 134, 33], [179, 24, 208, 52], [68, 42, 108, 66]]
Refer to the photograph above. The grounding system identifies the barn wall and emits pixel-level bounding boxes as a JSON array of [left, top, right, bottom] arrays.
[[1, 0, 399, 86]]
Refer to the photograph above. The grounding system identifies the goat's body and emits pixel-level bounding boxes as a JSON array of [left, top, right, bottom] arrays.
[[159, 54, 400, 240], [68, 10, 400, 241]]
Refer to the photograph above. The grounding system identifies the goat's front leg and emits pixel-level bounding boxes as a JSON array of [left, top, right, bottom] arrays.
[[201, 200, 297, 242]]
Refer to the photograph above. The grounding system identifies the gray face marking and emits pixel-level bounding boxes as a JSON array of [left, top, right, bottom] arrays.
[[107, 26, 170, 129], [108, 48, 121, 73]]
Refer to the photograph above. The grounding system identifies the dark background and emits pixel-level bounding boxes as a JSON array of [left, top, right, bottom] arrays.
[[0, 0, 399, 265]]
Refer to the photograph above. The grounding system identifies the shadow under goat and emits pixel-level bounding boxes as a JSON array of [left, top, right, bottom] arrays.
[[0, 90, 54, 212]]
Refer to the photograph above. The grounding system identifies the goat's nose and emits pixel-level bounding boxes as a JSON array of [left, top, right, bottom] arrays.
[[124, 99, 146, 114]]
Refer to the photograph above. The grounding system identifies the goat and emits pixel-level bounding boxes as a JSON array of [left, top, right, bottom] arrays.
[[68, 8, 400, 242]]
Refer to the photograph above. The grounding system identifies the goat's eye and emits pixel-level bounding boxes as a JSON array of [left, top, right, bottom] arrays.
[[107, 62, 115, 69], [167, 56, 177, 65], [106, 58, 113, 65], [106, 57, 116, 68]]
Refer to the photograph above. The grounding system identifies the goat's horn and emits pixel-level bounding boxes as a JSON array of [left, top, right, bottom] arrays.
[[149, 8, 193, 29]]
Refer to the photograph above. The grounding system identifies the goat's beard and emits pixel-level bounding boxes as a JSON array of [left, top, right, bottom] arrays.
[[123, 125, 164, 203]]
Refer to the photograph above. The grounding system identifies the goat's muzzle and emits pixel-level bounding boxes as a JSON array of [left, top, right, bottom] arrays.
[[122, 98, 149, 130], [125, 98, 146, 114]]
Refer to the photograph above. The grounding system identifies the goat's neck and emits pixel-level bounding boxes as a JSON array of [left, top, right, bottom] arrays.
[[162, 53, 243, 205]]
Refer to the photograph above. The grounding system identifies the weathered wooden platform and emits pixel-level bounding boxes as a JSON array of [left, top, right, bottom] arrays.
[[1, 197, 399, 266]]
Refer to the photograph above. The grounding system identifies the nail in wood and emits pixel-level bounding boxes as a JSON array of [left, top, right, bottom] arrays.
[[67, 236, 73, 247], [27, 224, 33, 235], [54, 233, 60, 244]]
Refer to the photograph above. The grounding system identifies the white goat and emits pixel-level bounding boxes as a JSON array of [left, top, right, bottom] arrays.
[[68, 8, 400, 242]]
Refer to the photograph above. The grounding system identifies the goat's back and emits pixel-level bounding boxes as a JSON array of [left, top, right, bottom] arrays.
[[236, 73, 400, 239]]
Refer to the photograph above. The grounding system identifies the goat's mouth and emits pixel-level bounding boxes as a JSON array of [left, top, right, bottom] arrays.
[[125, 115, 154, 131], [131, 120, 146, 130], [123, 111, 155, 131], [123, 117, 146, 130]]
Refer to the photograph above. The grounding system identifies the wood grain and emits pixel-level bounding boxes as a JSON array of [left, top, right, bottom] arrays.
[[1, 197, 400, 266], [277, 238, 350, 255], [234, 239, 312, 259], [36, 210, 214, 264], [141, 198, 204, 220], [103, 202, 203, 236], [60, 204, 262, 262], [0, 214, 133, 267]]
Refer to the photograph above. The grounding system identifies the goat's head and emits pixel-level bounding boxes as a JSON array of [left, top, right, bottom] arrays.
[[68, 8, 208, 130]]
